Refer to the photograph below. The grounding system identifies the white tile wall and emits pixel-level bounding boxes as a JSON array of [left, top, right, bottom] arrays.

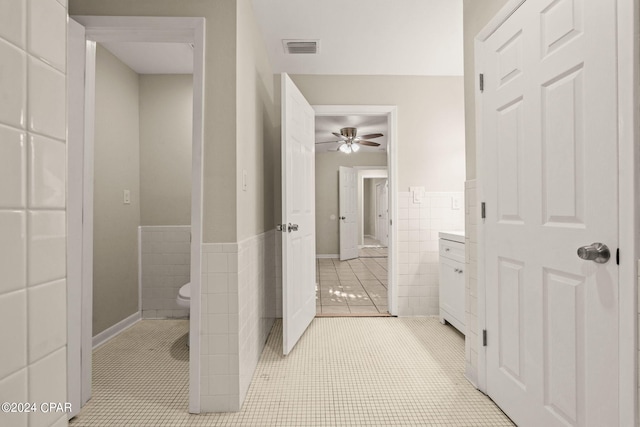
[[0, 1, 68, 426], [28, 57, 65, 140], [28, 210, 66, 286], [464, 180, 479, 386], [0, 0, 26, 48], [238, 230, 276, 404], [27, 279, 66, 363], [29, 134, 66, 208], [0, 125, 26, 207], [0, 39, 26, 129], [199, 230, 277, 413], [28, 0, 67, 73], [0, 369, 27, 427], [0, 211, 26, 294], [200, 241, 240, 412], [397, 191, 464, 316], [140, 226, 191, 319]]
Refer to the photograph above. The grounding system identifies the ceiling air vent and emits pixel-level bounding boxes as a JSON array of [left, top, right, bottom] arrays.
[[283, 39, 320, 55]]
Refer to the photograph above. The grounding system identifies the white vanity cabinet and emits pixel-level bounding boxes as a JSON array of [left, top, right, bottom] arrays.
[[439, 231, 465, 334]]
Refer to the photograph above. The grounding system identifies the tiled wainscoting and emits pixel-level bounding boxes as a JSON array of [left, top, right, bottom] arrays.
[[0, 0, 69, 426], [397, 191, 464, 316], [238, 231, 276, 405], [464, 180, 479, 386], [140, 226, 191, 319], [199, 230, 276, 412]]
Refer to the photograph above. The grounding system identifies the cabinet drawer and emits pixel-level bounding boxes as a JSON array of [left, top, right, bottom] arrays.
[[439, 239, 465, 262]]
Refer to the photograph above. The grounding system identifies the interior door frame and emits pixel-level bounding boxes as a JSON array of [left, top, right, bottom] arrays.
[[314, 105, 399, 315], [66, 16, 206, 414], [473, 0, 638, 424]]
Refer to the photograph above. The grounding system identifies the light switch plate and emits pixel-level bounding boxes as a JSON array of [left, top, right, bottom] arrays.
[[452, 195, 461, 210], [242, 170, 247, 191], [410, 186, 425, 204], [123, 189, 130, 205]]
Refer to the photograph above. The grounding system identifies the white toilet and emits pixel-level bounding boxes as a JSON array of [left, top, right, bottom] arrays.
[[176, 282, 191, 309], [177, 282, 191, 348]]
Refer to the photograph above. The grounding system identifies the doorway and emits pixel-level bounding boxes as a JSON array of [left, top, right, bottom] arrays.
[[67, 16, 205, 416], [313, 107, 398, 317]]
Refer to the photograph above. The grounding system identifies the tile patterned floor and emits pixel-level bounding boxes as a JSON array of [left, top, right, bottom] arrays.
[[70, 318, 514, 426], [316, 257, 389, 316]]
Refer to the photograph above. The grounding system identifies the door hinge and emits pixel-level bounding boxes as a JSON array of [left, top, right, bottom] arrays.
[[479, 73, 484, 92], [482, 329, 487, 347], [481, 202, 486, 219], [616, 248, 619, 265]]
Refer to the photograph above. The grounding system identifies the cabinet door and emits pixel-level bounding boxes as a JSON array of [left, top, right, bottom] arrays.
[[440, 257, 465, 332]]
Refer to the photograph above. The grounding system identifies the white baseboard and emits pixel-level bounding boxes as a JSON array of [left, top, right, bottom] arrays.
[[92, 311, 141, 349], [316, 254, 339, 259]]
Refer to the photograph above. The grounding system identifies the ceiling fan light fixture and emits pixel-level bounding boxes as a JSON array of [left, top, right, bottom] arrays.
[[339, 142, 360, 154], [339, 143, 351, 153]]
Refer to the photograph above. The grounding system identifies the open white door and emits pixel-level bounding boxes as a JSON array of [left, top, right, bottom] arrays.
[[281, 73, 316, 355], [67, 18, 93, 418], [376, 180, 389, 246], [339, 166, 358, 260], [479, 0, 619, 425]]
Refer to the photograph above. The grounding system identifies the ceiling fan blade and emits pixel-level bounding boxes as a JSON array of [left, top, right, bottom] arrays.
[[357, 140, 381, 147], [332, 132, 347, 139], [357, 133, 383, 139], [315, 140, 341, 144]]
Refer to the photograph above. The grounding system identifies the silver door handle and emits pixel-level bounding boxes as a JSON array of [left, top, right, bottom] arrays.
[[577, 242, 610, 264], [288, 223, 299, 232]]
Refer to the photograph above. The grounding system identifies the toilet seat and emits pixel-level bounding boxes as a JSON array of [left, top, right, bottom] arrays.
[[176, 282, 190, 308]]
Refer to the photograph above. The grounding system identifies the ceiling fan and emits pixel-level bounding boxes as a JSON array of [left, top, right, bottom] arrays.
[[316, 127, 383, 153]]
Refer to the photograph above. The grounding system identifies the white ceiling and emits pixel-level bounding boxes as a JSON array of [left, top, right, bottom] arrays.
[[100, 42, 193, 74], [251, 0, 463, 76], [99, 1, 462, 76], [315, 115, 388, 153]]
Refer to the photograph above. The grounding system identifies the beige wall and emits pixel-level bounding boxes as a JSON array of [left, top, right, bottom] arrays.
[[71, 0, 239, 243], [93, 45, 141, 335], [316, 152, 387, 255], [291, 75, 466, 192], [463, 0, 509, 179], [139, 74, 193, 226], [236, 0, 279, 240]]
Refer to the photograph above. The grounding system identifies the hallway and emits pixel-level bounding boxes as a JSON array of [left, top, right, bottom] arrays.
[[316, 257, 389, 315]]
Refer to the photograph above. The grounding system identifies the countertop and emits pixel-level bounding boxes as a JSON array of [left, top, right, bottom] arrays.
[[438, 230, 465, 244]]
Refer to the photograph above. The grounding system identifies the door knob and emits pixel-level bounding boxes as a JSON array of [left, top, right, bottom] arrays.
[[577, 242, 610, 264], [288, 223, 299, 232], [339, 216, 346, 220]]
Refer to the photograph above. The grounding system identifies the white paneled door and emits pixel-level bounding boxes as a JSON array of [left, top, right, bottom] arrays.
[[376, 180, 389, 246], [339, 166, 359, 260], [281, 73, 316, 355], [479, 0, 619, 426]]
